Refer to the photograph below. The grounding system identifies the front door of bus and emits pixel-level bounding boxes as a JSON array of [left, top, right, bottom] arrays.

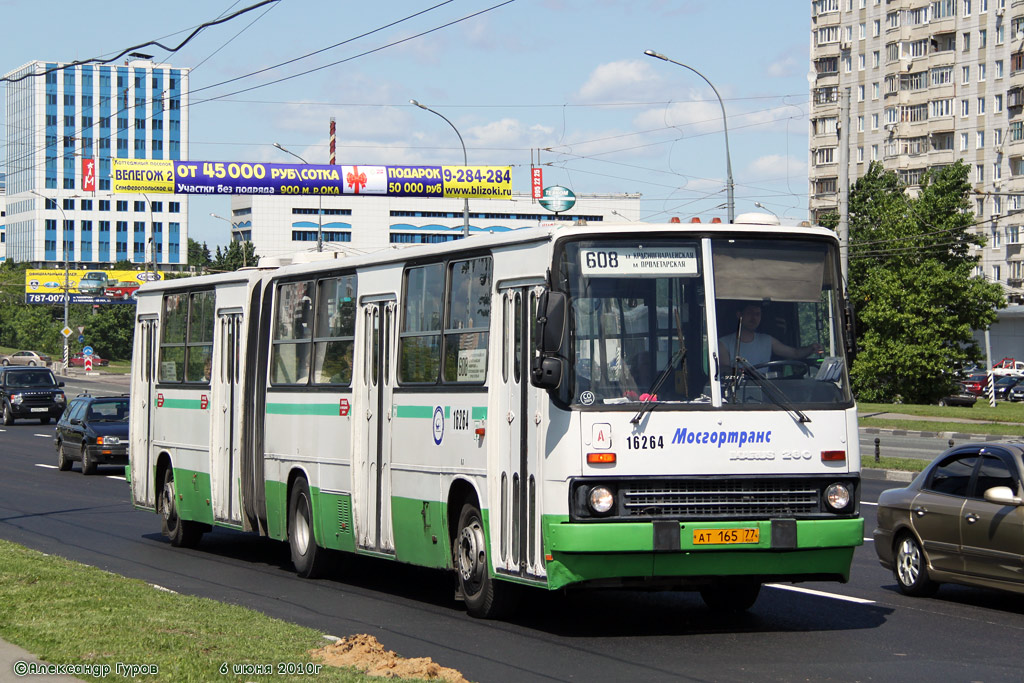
[[359, 299, 396, 553], [132, 317, 158, 508], [497, 287, 545, 579]]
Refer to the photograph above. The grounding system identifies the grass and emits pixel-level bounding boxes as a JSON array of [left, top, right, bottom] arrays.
[[859, 400, 1024, 437], [862, 456, 929, 472], [0, 539, 388, 682]]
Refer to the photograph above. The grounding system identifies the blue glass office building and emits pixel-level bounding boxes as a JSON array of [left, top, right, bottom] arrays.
[[2, 59, 189, 266]]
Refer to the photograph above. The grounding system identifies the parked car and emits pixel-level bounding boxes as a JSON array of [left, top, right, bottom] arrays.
[[874, 442, 1024, 597], [994, 375, 1022, 400], [937, 386, 977, 407], [1010, 383, 1024, 402], [77, 271, 112, 295], [54, 394, 129, 475], [0, 366, 66, 425], [103, 281, 140, 300], [961, 373, 991, 396], [1, 350, 52, 367], [69, 353, 109, 367]]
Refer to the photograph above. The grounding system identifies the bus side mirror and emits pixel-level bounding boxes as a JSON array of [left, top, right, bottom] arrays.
[[532, 291, 567, 389]]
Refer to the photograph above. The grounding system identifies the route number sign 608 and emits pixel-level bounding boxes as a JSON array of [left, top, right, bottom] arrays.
[[584, 251, 618, 269]]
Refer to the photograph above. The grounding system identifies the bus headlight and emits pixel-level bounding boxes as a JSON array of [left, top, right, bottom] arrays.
[[588, 486, 615, 514], [824, 483, 851, 511]]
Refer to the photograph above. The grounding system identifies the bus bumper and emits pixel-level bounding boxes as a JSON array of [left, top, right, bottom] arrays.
[[542, 517, 864, 591]]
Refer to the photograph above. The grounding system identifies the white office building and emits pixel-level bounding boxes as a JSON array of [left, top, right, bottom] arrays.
[[2, 58, 189, 267], [226, 193, 643, 260]]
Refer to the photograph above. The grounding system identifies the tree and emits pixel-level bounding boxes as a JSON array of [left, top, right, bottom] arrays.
[[829, 161, 1005, 403], [211, 241, 259, 272], [188, 238, 212, 269]]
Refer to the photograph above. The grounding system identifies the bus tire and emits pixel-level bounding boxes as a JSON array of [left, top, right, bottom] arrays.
[[289, 477, 327, 579], [700, 580, 761, 612], [159, 466, 203, 548], [455, 502, 512, 619]]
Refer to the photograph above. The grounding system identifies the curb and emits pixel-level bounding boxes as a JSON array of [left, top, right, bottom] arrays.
[[861, 427, 1021, 441], [861, 467, 915, 483]]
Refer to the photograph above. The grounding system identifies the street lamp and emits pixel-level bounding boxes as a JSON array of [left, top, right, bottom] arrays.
[[273, 142, 322, 252], [753, 202, 780, 220], [644, 50, 735, 224], [210, 213, 246, 267], [31, 190, 70, 372], [410, 99, 470, 237]]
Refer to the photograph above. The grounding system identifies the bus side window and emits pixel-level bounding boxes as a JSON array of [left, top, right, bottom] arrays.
[[443, 256, 491, 383], [398, 264, 444, 383]]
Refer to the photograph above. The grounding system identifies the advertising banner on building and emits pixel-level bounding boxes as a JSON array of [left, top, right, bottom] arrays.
[[24, 268, 161, 305], [112, 159, 513, 199]]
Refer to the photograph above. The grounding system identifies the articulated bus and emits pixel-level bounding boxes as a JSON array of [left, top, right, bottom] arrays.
[[129, 216, 862, 617]]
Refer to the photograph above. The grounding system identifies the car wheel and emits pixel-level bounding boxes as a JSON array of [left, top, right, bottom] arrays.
[[80, 446, 96, 475], [28, 361, 35, 367], [159, 466, 203, 548], [57, 443, 72, 471], [455, 502, 513, 618], [938, 398, 948, 407], [1, 359, 7, 366], [289, 477, 328, 578], [700, 580, 762, 612], [894, 533, 939, 597], [2, 403, 14, 426]]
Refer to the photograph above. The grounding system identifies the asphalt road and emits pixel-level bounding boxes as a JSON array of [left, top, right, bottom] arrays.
[[3, 391, 1024, 681]]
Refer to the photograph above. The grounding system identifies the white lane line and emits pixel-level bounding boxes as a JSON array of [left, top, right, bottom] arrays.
[[34, 434, 52, 438], [863, 537, 873, 542], [862, 501, 878, 506], [35, 464, 57, 469], [766, 583, 875, 604], [106, 475, 126, 481]]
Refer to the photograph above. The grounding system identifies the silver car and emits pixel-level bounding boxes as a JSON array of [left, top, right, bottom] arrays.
[[874, 443, 1024, 597], [1, 351, 52, 367]]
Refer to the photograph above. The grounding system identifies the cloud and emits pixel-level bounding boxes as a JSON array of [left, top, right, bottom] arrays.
[[746, 154, 807, 183], [575, 60, 661, 102]]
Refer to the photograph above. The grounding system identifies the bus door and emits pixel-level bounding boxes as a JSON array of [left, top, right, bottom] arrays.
[[497, 286, 545, 578], [132, 316, 158, 508], [211, 311, 243, 525], [358, 299, 397, 553]]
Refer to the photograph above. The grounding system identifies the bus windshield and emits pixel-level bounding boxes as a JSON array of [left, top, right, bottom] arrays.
[[558, 236, 851, 409]]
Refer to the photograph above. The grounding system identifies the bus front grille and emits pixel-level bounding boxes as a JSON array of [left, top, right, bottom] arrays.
[[621, 480, 821, 518]]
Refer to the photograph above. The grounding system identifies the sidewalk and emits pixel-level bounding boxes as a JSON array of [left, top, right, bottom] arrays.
[[0, 638, 83, 681]]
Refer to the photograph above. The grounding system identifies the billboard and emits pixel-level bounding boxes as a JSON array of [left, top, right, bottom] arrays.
[[24, 268, 161, 305], [112, 159, 514, 199]]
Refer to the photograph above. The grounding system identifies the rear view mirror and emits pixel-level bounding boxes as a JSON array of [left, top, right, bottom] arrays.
[[531, 291, 567, 390], [983, 486, 1023, 506]]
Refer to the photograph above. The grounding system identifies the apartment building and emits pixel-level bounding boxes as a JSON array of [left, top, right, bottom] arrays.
[[2, 58, 189, 267], [809, 0, 1024, 301]]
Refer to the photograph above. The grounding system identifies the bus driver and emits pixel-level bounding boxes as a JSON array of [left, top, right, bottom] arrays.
[[718, 302, 821, 370]]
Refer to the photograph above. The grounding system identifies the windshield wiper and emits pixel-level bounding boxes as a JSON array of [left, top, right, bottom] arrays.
[[734, 357, 811, 424], [630, 348, 685, 424]]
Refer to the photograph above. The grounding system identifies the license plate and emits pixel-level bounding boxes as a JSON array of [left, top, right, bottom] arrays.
[[693, 528, 760, 545], [30, 408, 48, 413]]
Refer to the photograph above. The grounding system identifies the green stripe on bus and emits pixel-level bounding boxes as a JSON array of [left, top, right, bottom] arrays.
[[160, 398, 203, 410], [266, 403, 340, 416], [471, 407, 487, 420], [394, 405, 436, 419]]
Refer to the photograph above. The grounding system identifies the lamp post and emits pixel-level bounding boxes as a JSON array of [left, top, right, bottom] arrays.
[[644, 50, 735, 224], [31, 190, 70, 371], [273, 142, 322, 252], [410, 99, 470, 237], [753, 202, 780, 220], [210, 213, 246, 267]]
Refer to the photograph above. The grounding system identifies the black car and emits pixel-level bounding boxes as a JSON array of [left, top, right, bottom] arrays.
[[0, 366, 67, 425], [994, 375, 1022, 400], [54, 394, 129, 475]]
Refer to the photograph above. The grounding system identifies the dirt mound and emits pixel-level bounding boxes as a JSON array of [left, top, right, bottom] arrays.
[[311, 634, 472, 682]]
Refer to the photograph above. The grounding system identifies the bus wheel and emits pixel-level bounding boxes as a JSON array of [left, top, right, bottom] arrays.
[[289, 478, 327, 578], [159, 467, 203, 548], [700, 580, 761, 612], [455, 503, 511, 619]]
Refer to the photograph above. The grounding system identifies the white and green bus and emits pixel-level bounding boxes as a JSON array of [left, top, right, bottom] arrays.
[[129, 216, 862, 617]]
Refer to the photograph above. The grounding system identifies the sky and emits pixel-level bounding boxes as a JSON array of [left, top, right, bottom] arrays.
[[0, 0, 814, 248]]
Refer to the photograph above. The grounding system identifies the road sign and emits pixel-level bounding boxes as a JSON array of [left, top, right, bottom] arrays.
[[82, 346, 93, 356], [84, 358, 93, 372], [61, 326, 73, 338], [78, 335, 85, 344], [77, 326, 85, 334]]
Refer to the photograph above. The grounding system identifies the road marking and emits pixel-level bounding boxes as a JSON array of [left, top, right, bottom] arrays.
[[35, 464, 57, 469], [863, 537, 873, 542], [34, 433, 52, 438], [766, 583, 875, 604], [106, 475, 126, 481], [150, 584, 178, 594], [862, 501, 877, 506]]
